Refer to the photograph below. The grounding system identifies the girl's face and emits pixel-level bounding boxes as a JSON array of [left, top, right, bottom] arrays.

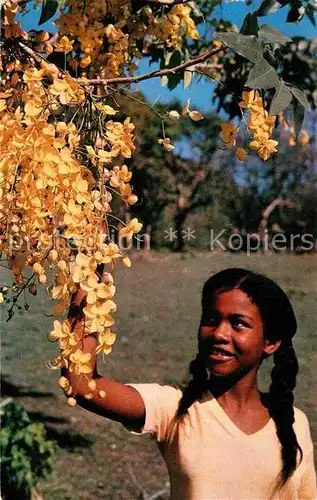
[[198, 289, 280, 379]]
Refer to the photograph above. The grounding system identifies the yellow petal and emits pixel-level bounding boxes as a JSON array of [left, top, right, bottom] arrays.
[[122, 256, 131, 267], [235, 148, 248, 161]]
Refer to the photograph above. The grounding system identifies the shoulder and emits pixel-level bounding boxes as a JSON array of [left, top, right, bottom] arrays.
[[124, 383, 183, 440], [126, 383, 183, 407], [293, 406, 314, 452]]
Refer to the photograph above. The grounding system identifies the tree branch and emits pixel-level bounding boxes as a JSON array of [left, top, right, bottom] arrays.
[[78, 45, 224, 85], [19, 40, 224, 88]]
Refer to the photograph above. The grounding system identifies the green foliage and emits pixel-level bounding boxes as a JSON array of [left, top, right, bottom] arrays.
[[256, 0, 316, 24], [215, 32, 263, 63], [211, 7, 316, 118], [216, 24, 311, 118], [0, 401, 56, 499], [289, 84, 311, 110], [246, 58, 280, 89], [269, 81, 293, 116], [258, 25, 292, 44], [161, 50, 185, 90], [39, 0, 65, 25]]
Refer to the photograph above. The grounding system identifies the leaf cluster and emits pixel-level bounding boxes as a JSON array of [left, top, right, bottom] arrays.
[[1, 401, 56, 498]]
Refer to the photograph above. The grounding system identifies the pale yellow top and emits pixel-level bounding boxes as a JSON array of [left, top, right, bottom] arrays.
[[125, 383, 317, 500]]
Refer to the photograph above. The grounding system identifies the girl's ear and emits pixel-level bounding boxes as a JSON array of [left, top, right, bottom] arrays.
[[263, 339, 281, 357]]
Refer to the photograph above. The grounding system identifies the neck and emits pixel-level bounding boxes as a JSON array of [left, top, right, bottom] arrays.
[[207, 368, 263, 409]]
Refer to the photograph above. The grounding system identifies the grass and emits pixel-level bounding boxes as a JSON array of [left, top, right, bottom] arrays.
[[1, 251, 317, 499]]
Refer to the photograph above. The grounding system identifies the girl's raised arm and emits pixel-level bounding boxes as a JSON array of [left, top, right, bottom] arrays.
[[61, 289, 146, 431]]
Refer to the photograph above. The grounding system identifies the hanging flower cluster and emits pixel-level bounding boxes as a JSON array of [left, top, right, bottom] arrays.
[[47, 1, 199, 77], [0, 0, 203, 406], [220, 90, 278, 162], [241, 90, 278, 161], [0, 68, 141, 378], [149, 4, 199, 49]]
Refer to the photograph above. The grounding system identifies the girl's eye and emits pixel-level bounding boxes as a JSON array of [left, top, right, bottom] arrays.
[[231, 318, 249, 329], [201, 315, 218, 327]]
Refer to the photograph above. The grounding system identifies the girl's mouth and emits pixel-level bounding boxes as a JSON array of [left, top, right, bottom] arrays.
[[208, 347, 235, 362]]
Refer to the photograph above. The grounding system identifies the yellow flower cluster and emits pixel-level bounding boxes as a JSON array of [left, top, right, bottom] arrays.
[[2, 0, 28, 40], [220, 90, 278, 162], [0, 0, 198, 405], [52, 1, 198, 76], [1, 5, 143, 404], [241, 90, 278, 161], [149, 5, 199, 49]]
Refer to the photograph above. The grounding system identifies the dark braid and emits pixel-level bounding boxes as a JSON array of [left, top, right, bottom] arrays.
[[176, 353, 208, 419], [268, 338, 303, 491], [176, 268, 304, 493]]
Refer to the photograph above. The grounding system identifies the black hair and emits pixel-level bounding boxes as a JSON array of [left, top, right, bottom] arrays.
[[176, 268, 303, 492]]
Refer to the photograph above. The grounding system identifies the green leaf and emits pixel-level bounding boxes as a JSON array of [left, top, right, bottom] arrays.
[[183, 70, 192, 89], [187, 1, 204, 18], [257, 0, 283, 17], [39, 0, 65, 25], [240, 13, 259, 35], [258, 25, 291, 44], [167, 73, 183, 90], [306, 5, 316, 26], [288, 85, 311, 110], [264, 47, 276, 66], [246, 59, 279, 89], [164, 51, 174, 68], [293, 100, 305, 138], [287, 3, 305, 23], [215, 32, 263, 63], [163, 50, 184, 90], [269, 81, 293, 115]]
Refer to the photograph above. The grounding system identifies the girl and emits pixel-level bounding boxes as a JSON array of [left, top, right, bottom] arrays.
[[63, 268, 316, 499]]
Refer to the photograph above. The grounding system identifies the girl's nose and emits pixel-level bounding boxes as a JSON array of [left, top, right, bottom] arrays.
[[200, 320, 231, 340], [212, 320, 231, 340]]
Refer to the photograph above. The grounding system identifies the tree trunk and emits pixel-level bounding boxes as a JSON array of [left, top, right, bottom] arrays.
[[258, 197, 295, 252], [173, 209, 187, 252]]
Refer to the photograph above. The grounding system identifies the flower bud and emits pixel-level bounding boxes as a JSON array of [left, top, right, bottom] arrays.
[[33, 262, 43, 274], [88, 379, 97, 391], [58, 376, 68, 389], [67, 397, 77, 407], [168, 110, 180, 121], [58, 260, 67, 271], [48, 249, 58, 261], [38, 274, 47, 284]]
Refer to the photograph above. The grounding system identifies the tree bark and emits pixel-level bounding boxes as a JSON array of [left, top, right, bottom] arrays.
[[258, 197, 296, 251]]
